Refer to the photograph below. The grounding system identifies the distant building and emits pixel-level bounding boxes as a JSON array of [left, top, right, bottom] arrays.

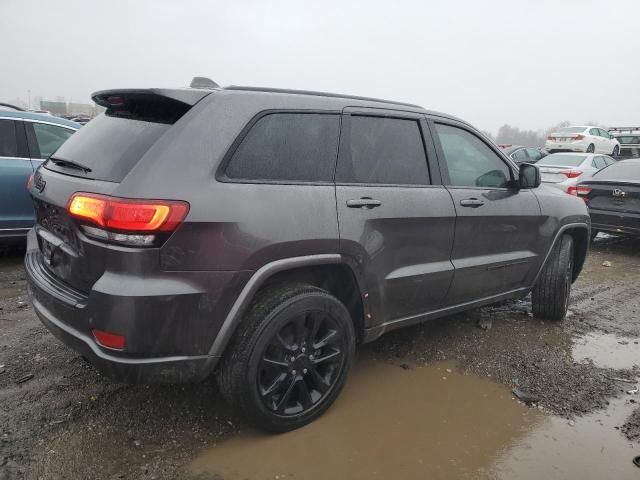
[[68, 102, 94, 116], [40, 100, 68, 116]]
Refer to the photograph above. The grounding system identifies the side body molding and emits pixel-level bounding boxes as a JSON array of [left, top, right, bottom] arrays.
[[204, 254, 343, 369]]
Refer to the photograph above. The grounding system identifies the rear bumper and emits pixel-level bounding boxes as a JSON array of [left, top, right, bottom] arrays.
[[590, 209, 640, 237], [23, 229, 246, 383], [545, 141, 587, 153]]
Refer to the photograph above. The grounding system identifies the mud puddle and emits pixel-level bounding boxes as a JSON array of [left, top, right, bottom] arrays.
[[489, 396, 639, 479], [191, 355, 542, 480], [191, 354, 640, 480], [573, 332, 640, 369]]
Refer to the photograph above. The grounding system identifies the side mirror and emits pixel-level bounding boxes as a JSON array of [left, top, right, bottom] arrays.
[[519, 163, 541, 189]]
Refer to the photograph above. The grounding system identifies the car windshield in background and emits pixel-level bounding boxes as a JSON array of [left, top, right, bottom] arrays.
[[614, 135, 640, 144], [45, 113, 171, 182], [593, 161, 640, 180], [538, 154, 586, 167], [557, 127, 586, 133]]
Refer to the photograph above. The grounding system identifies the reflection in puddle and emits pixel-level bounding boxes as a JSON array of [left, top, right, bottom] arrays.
[[192, 355, 541, 479], [489, 396, 638, 479], [573, 332, 640, 369]]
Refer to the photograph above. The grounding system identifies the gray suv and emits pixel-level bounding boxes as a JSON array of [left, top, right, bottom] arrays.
[[25, 85, 590, 432]]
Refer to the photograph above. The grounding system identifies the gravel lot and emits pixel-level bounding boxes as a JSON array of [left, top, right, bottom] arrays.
[[1, 235, 639, 479]]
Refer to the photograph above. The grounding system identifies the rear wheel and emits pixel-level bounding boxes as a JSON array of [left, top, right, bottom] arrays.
[[612, 145, 619, 156], [217, 284, 356, 433], [586, 144, 595, 153], [532, 234, 574, 321]]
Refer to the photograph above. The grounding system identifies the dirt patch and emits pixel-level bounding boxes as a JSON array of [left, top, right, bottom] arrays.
[[622, 406, 640, 442]]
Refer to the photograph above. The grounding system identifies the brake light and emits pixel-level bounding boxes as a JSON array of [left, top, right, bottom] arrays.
[[574, 134, 585, 140], [68, 193, 188, 232], [560, 170, 582, 179], [92, 329, 125, 350], [27, 174, 34, 190], [567, 186, 591, 202]]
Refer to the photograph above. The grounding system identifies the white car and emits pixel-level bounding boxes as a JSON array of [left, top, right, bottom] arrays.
[[545, 126, 620, 156], [535, 152, 616, 193]]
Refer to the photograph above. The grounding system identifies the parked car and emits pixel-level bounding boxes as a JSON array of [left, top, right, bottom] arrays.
[[535, 152, 615, 192], [575, 159, 640, 239], [0, 102, 25, 111], [25, 84, 590, 432], [498, 144, 547, 164], [0, 110, 79, 241], [608, 127, 640, 158], [545, 126, 620, 155]]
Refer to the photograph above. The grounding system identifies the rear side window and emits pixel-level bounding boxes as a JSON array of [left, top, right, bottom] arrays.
[[225, 113, 340, 183], [336, 116, 429, 185], [0, 119, 18, 157], [31, 123, 75, 159], [47, 113, 171, 182]]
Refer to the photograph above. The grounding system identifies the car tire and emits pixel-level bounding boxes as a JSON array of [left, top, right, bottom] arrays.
[[532, 234, 574, 321], [612, 145, 619, 156], [217, 283, 356, 433], [586, 144, 595, 153]]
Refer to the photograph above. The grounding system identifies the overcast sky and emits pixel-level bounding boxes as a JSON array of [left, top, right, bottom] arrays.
[[2, 0, 639, 133]]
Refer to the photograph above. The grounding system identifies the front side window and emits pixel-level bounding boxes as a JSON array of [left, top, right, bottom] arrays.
[[32, 123, 74, 159], [225, 113, 340, 182], [0, 119, 18, 157], [336, 116, 429, 185], [434, 123, 512, 188]]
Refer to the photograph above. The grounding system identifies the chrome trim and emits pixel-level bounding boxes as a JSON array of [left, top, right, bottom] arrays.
[[0, 116, 78, 131], [0, 155, 32, 161]]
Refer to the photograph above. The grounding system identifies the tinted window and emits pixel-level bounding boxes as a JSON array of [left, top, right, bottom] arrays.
[[511, 148, 528, 160], [434, 123, 512, 188], [593, 161, 640, 180], [615, 135, 640, 144], [337, 116, 429, 185], [47, 113, 171, 182], [526, 148, 543, 160], [0, 119, 18, 157], [593, 156, 606, 169], [226, 113, 340, 182], [32, 123, 74, 159], [604, 156, 615, 166], [558, 127, 587, 134]]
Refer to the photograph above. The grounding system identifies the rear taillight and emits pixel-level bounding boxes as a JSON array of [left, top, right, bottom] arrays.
[[567, 186, 591, 202], [574, 134, 585, 140], [560, 170, 583, 179], [67, 193, 189, 247]]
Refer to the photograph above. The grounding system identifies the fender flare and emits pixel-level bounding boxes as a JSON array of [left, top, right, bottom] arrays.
[[204, 254, 345, 369]]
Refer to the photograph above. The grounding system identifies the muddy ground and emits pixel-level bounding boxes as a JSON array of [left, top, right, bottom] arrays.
[[1, 236, 639, 479]]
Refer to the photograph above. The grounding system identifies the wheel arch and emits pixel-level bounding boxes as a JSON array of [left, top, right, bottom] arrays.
[[205, 254, 366, 369], [533, 223, 590, 286]]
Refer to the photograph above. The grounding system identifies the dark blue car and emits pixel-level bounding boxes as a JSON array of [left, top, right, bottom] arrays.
[[0, 110, 79, 241]]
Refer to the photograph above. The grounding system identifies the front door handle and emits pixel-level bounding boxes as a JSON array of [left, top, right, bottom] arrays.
[[346, 197, 382, 209], [460, 198, 484, 208]]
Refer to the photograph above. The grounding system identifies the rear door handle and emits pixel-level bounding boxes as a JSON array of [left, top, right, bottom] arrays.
[[346, 198, 382, 209], [460, 198, 484, 208]]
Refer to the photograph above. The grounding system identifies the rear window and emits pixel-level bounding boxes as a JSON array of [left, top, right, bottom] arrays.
[[45, 113, 170, 182], [224, 113, 340, 183], [557, 127, 586, 134], [538, 154, 586, 167], [593, 161, 640, 181], [615, 135, 640, 145]]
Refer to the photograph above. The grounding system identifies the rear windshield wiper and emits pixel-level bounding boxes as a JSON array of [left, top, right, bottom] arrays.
[[48, 157, 92, 173]]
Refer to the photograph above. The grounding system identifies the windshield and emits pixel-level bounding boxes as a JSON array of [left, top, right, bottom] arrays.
[[537, 154, 586, 167], [556, 127, 586, 134]]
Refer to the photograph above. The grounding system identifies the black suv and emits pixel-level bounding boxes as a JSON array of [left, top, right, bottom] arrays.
[[25, 85, 590, 432]]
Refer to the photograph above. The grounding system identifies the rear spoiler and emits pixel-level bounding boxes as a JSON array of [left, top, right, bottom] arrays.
[[92, 88, 213, 108]]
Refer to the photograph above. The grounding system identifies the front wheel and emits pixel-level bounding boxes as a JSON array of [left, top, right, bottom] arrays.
[[612, 145, 619, 156], [217, 284, 356, 433], [532, 234, 574, 321]]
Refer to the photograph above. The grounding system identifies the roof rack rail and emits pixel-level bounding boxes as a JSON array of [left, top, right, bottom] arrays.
[[608, 127, 640, 132], [224, 85, 423, 109]]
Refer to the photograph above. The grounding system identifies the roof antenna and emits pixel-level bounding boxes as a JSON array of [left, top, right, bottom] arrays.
[[190, 76, 220, 89]]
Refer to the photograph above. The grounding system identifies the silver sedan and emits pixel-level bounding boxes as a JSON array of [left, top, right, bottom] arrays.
[[535, 152, 616, 193]]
